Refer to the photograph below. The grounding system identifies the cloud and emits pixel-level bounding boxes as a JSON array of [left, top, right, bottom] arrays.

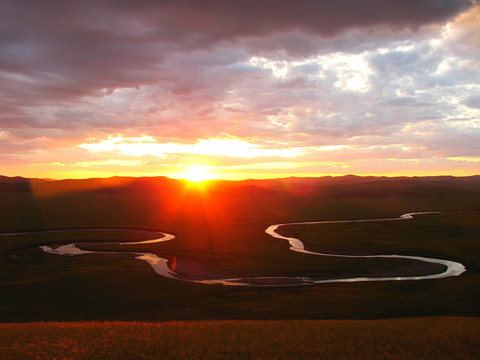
[[0, 0, 471, 107], [0, 0, 478, 178], [463, 96, 480, 109], [79, 136, 306, 159], [35, 159, 146, 168]]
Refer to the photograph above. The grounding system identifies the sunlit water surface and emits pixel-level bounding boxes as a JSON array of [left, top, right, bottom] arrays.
[[4, 212, 467, 286]]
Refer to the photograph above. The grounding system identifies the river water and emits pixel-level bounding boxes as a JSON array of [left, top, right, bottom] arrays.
[[6, 212, 467, 286]]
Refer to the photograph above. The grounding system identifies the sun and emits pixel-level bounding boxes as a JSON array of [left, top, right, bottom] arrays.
[[180, 165, 214, 182]]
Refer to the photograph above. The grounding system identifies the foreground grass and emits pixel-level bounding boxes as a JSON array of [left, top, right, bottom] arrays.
[[1, 318, 478, 360]]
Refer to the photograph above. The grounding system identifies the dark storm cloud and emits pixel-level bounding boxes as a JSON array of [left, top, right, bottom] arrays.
[[116, 0, 472, 39]]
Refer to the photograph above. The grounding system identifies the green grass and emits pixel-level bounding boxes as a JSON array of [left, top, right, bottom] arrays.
[[0, 318, 478, 360]]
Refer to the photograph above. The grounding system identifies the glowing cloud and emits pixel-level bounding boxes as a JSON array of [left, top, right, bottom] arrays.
[[0, 1, 478, 180], [80, 137, 306, 159]]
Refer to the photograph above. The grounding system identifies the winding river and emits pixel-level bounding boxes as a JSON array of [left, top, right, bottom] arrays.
[[4, 212, 467, 286]]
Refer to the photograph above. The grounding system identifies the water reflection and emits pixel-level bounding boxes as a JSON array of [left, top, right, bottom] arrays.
[[5, 212, 467, 286]]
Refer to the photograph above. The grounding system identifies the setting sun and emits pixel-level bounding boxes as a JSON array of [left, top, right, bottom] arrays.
[[179, 166, 214, 182]]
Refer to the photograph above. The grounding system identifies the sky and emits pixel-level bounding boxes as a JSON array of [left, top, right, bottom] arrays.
[[1, 0, 479, 180]]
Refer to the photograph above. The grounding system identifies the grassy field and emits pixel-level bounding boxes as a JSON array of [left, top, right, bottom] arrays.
[[0, 176, 479, 357], [1, 206, 479, 322], [0, 318, 479, 360]]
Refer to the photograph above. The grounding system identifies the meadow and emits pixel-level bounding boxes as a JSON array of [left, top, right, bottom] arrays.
[[1, 318, 479, 360], [0, 175, 479, 357]]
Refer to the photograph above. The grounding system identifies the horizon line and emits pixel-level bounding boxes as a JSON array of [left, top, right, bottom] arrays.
[[1, 173, 479, 182]]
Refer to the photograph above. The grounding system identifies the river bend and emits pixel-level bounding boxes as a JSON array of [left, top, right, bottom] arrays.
[[3, 212, 467, 286]]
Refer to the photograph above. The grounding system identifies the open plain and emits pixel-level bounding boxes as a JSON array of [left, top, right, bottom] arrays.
[[1, 175, 479, 358]]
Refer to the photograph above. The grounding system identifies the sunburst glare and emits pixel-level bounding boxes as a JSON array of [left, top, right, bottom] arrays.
[[179, 166, 214, 182]]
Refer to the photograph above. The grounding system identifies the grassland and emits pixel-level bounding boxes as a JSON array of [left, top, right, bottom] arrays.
[[1, 318, 479, 360], [0, 175, 479, 357]]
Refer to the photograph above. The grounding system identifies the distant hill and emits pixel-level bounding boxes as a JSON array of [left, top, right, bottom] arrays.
[[1, 174, 479, 198]]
